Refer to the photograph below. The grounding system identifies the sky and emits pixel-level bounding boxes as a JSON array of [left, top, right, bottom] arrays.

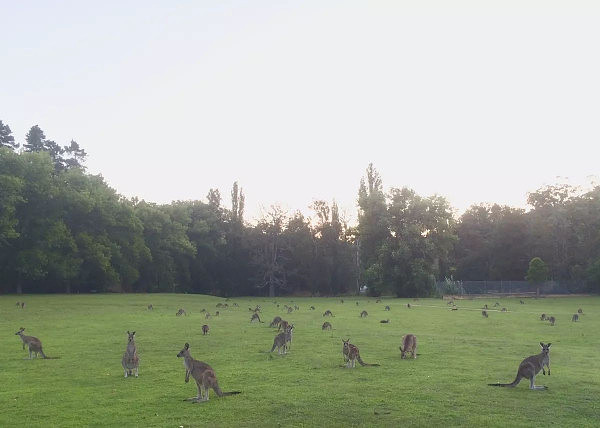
[[2, 0, 599, 223]]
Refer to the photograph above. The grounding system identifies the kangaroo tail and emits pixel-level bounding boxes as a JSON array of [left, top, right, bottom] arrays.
[[270, 343, 276, 352], [213, 381, 242, 397], [221, 391, 242, 396], [357, 355, 380, 366], [488, 373, 521, 387]]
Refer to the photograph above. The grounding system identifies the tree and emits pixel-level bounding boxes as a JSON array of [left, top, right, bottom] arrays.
[[0, 120, 18, 150], [526, 257, 549, 296], [24, 125, 47, 152]]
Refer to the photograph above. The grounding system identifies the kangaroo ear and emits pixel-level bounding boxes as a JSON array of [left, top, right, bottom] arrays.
[[539, 342, 544, 347], [127, 331, 130, 335], [132, 331, 136, 336], [547, 343, 551, 347], [184, 343, 189, 349]]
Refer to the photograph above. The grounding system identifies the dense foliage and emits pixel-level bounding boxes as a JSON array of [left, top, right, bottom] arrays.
[[1, 121, 599, 295]]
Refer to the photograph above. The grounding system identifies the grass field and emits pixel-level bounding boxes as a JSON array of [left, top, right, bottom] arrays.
[[1, 294, 599, 427]]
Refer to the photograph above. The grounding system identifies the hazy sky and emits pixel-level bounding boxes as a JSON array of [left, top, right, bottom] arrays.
[[2, 1, 599, 223]]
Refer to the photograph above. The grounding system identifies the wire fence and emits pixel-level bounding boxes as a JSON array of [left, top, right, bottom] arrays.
[[437, 280, 588, 295]]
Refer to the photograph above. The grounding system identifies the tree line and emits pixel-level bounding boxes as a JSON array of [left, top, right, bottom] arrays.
[[1, 120, 599, 295]]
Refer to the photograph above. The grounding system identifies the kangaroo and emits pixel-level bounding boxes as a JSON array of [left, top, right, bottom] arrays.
[[340, 299, 344, 304], [360, 310, 368, 318], [578, 308, 583, 314], [176, 308, 186, 316], [342, 339, 379, 368], [376, 299, 381, 303], [488, 342, 551, 390], [310, 306, 315, 310], [121, 331, 139, 378], [451, 305, 458, 311], [21, 302, 25, 309], [205, 313, 211, 319], [177, 343, 241, 402], [407, 303, 411, 309], [380, 319, 390, 324], [322, 321, 332, 330], [250, 313, 263, 323], [548, 316, 556, 326], [572, 314, 579, 322], [216, 303, 223, 308], [215, 311, 219, 317], [270, 316, 282, 328], [494, 302, 500, 307], [540, 313, 547, 321], [270, 325, 294, 354], [356, 301, 359, 306], [447, 300, 454, 306], [147, 304, 153, 310], [232, 303, 239, 307], [384, 306, 390, 311], [16, 301, 20, 307], [294, 305, 299, 310], [202, 325, 210, 335], [287, 307, 293, 314], [483, 304, 488, 309], [278, 320, 289, 332], [482, 310, 488, 318], [200, 308, 206, 313], [501, 308, 507, 312], [323, 310, 333, 317], [15, 328, 47, 359], [520, 300, 525, 305], [399, 334, 417, 359]]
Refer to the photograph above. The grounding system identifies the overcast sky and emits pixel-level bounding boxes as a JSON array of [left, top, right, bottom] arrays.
[[2, 1, 599, 223]]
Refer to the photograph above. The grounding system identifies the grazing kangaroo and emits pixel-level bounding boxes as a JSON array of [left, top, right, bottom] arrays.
[[323, 310, 333, 317], [572, 314, 579, 322], [360, 310, 368, 318], [205, 313, 211, 319], [399, 334, 417, 359], [202, 325, 210, 335], [270, 325, 294, 354], [540, 313, 547, 321], [451, 305, 458, 311], [270, 316, 282, 328], [233, 303, 239, 307], [15, 328, 47, 359], [176, 308, 186, 316], [310, 306, 315, 310], [548, 316, 556, 326], [482, 310, 488, 318], [147, 304, 153, 310], [501, 308, 507, 312], [494, 302, 500, 307], [380, 319, 390, 324], [384, 306, 390, 311], [578, 308, 583, 314], [200, 308, 206, 313], [177, 343, 241, 402], [342, 339, 379, 368], [447, 300, 454, 306], [520, 300, 525, 304], [488, 342, 551, 390], [121, 331, 139, 378], [376, 299, 381, 303], [216, 303, 223, 308], [250, 313, 263, 323], [322, 322, 332, 330], [287, 307, 293, 314]]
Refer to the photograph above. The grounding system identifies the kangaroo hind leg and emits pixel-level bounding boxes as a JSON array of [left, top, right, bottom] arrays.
[[529, 376, 547, 390]]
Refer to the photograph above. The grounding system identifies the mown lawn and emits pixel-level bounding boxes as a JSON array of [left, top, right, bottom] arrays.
[[1, 294, 598, 427]]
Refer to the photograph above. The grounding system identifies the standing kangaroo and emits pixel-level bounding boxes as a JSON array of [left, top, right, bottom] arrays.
[[202, 325, 210, 335], [399, 334, 417, 359], [287, 307, 293, 314], [548, 316, 556, 326], [577, 308, 583, 314], [177, 343, 241, 402], [572, 314, 579, 322], [384, 306, 390, 311], [322, 322, 332, 330], [147, 304, 153, 310], [407, 303, 411, 309], [360, 310, 368, 318], [482, 310, 488, 318], [121, 331, 139, 378], [21, 302, 25, 309], [540, 313, 547, 321], [270, 325, 294, 354], [270, 316, 282, 328], [342, 339, 380, 368], [250, 313, 263, 323], [176, 308, 186, 316], [15, 328, 47, 359], [488, 342, 551, 390]]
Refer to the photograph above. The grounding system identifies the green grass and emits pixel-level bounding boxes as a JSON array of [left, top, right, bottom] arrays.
[[1, 294, 599, 427]]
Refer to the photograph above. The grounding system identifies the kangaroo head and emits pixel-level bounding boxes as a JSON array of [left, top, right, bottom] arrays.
[[127, 331, 136, 342], [177, 342, 190, 358], [539, 342, 551, 354], [15, 327, 25, 336], [342, 339, 350, 353]]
